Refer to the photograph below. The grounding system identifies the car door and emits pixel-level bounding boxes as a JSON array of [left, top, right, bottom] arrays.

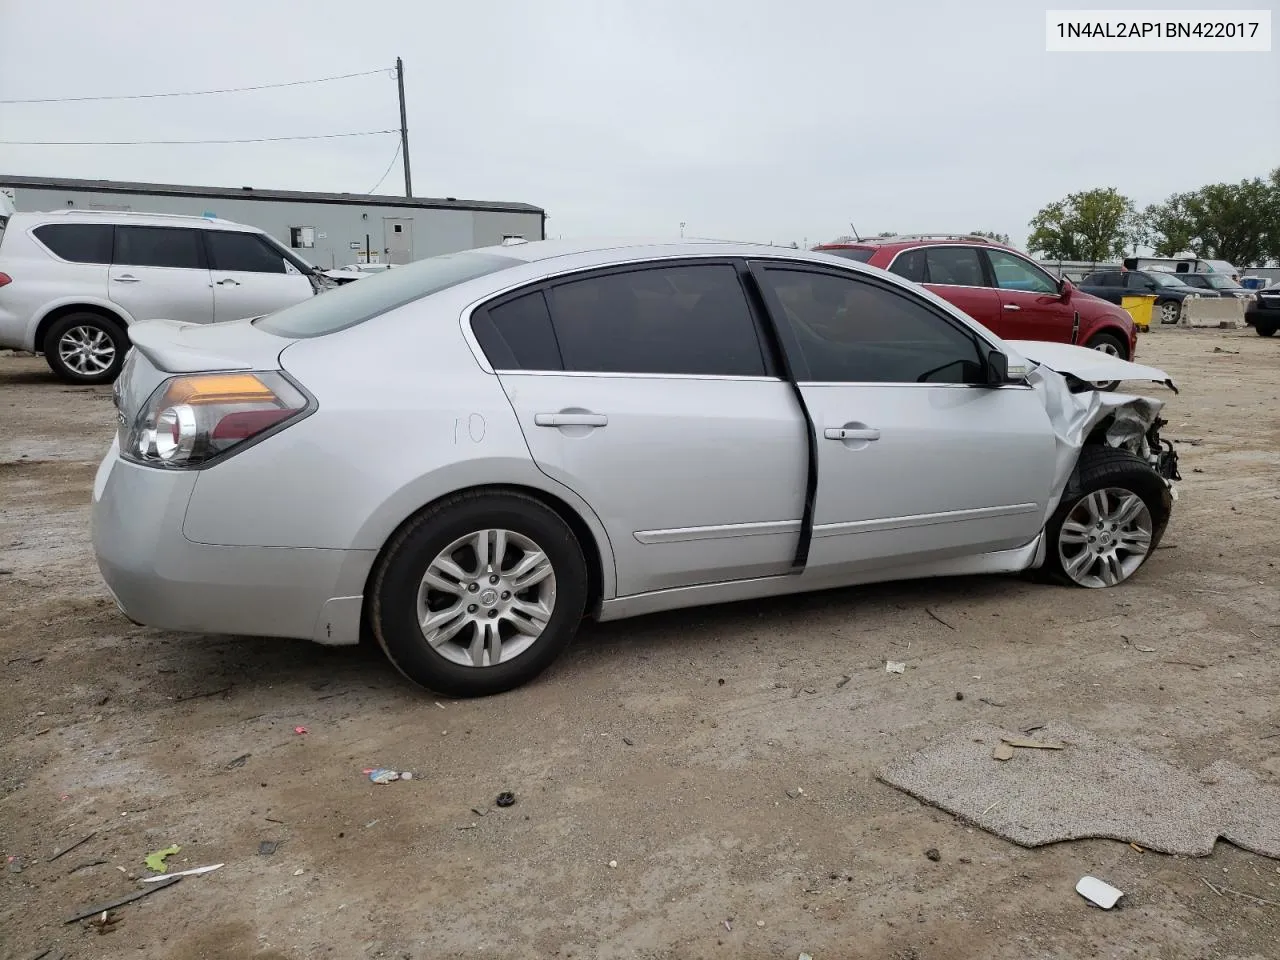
[[109, 225, 213, 324], [473, 260, 807, 597], [916, 245, 1005, 334], [984, 248, 1077, 343], [205, 230, 314, 322], [751, 263, 1058, 577]]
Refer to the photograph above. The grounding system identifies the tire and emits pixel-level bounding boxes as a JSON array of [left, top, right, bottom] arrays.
[[1085, 331, 1127, 392], [43, 312, 129, 384], [1043, 446, 1171, 589], [1256, 319, 1277, 337], [1157, 299, 1181, 325], [370, 490, 589, 697]]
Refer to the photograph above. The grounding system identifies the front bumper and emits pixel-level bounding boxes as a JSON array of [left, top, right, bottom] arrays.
[[91, 440, 375, 645]]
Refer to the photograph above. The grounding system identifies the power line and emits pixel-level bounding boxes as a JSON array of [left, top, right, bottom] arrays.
[[366, 141, 403, 194], [0, 68, 390, 105], [1, 129, 399, 146]]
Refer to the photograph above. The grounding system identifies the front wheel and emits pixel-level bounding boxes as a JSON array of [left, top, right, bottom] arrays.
[[1085, 332, 1127, 391], [1256, 319, 1276, 337], [1044, 447, 1171, 588], [43, 312, 128, 384], [370, 491, 589, 697], [1157, 299, 1181, 325]]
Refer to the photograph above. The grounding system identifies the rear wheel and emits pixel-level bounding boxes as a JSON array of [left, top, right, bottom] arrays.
[[43, 312, 128, 384], [370, 491, 588, 697], [1255, 319, 1276, 337], [1044, 447, 1171, 588], [1085, 331, 1127, 391]]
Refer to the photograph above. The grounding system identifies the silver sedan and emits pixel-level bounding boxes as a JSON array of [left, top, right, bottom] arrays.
[[92, 240, 1180, 697]]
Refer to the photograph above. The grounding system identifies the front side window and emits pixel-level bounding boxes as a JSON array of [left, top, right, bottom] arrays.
[[923, 247, 986, 287], [114, 226, 204, 269], [546, 263, 766, 376], [986, 250, 1059, 294], [762, 267, 984, 384], [1123, 272, 1154, 289], [208, 231, 288, 274], [33, 223, 114, 264]]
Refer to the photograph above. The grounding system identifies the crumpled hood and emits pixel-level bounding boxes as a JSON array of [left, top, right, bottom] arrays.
[[1006, 340, 1177, 393]]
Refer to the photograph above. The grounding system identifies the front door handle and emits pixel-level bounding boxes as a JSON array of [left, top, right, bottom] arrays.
[[534, 412, 608, 428], [1003, 303, 1021, 311], [216, 278, 241, 286], [824, 426, 880, 441], [112, 275, 141, 283]]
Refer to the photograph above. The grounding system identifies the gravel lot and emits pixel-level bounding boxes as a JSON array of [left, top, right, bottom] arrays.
[[2, 328, 1278, 960]]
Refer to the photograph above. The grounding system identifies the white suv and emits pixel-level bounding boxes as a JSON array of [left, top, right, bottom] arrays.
[[0, 210, 324, 383]]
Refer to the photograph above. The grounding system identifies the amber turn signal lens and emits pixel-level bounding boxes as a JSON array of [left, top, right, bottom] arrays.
[[161, 374, 278, 407]]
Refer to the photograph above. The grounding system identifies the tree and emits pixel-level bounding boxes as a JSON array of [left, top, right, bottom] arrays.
[[1026, 188, 1138, 261], [1143, 171, 1280, 267], [969, 230, 1010, 244]]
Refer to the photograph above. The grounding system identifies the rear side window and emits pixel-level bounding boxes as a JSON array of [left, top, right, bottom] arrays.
[[472, 290, 562, 370], [114, 226, 205, 269], [546, 263, 766, 377], [255, 250, 520, 338], [33, 223, 114, 264], [207, 231, 287, 274], [924, 247, 986, 287], [888, 248, 926, 282], [818, 247, 875, 263]]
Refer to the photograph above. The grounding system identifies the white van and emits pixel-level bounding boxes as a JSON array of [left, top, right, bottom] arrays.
[[0, 210, 325, 383], [1123, 256, 1240, 279]]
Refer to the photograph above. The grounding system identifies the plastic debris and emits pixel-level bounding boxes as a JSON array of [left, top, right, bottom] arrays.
[[7, 855, 23, 873], [293, 868, 304, 876], [800, 954, 814, 960], [141, 863, 222, 882], [1076, 875, 1123, 909], [144, 844, 180, 873], [293, 726, 308, 735], [258, 841, 278, 856], [608, 860, 618, 869], [495, 791, 516, 807], [885, 661, 906, 674], [368, 768, 400, 784]]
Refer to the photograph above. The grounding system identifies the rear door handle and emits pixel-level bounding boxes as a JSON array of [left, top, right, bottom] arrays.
[[534, 412, 608, 427], [824, 427, 880, 441], [112, 275, 140, 283], [216, 278, 241, 286], [1003, 304, 1021, 311]]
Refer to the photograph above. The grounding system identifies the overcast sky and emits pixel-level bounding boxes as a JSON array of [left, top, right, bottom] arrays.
[[1, 0, 1276, 248]]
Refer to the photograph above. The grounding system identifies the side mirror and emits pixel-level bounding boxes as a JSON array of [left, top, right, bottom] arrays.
[[1058, 277, 1073, 301], [986, 350, 1010, 386]]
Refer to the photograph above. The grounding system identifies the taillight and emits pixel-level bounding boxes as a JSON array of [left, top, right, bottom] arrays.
[[0, 272, 12, 287], [122, 371, 310, 468]]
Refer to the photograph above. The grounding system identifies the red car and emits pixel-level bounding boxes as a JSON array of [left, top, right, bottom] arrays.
[[812, 235, 1138, 361]]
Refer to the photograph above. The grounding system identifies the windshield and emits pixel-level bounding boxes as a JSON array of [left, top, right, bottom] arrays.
[[1201, 274, 1242, 290], [255, 250, 521, 338], [818, 247, 875, 263]]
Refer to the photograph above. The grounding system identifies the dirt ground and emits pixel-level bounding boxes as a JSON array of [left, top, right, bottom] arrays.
[[2, 328, 1278, 960]]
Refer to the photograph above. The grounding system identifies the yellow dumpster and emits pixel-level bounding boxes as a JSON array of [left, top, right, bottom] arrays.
[[1121, 294, 1156, 332]]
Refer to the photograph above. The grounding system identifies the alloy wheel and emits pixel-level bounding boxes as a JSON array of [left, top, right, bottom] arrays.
[[416, 528, 557, 667], [1057, 487, 1153, 588], [58, 325, 116, 376], [1159, 301, 1180, 324]]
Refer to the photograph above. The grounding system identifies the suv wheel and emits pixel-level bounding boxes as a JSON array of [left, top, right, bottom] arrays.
[[43, 313, 128, 384], [1085, 332, 1126, 391], [371, 491, 589, 697], [1157, 299, 1181, 325], [1255, 319, 1276, 337]]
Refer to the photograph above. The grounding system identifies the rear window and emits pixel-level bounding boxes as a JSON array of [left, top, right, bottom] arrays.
[[33, 223, 114, 264], [817, 247, 875, 263], [255, 250, 521, 338]]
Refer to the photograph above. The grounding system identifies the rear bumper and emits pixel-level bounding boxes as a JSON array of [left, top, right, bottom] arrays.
[[91, 440, 374, 645]]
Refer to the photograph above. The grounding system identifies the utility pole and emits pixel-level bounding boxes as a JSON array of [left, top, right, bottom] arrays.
[[396, 57, 412, 198]]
